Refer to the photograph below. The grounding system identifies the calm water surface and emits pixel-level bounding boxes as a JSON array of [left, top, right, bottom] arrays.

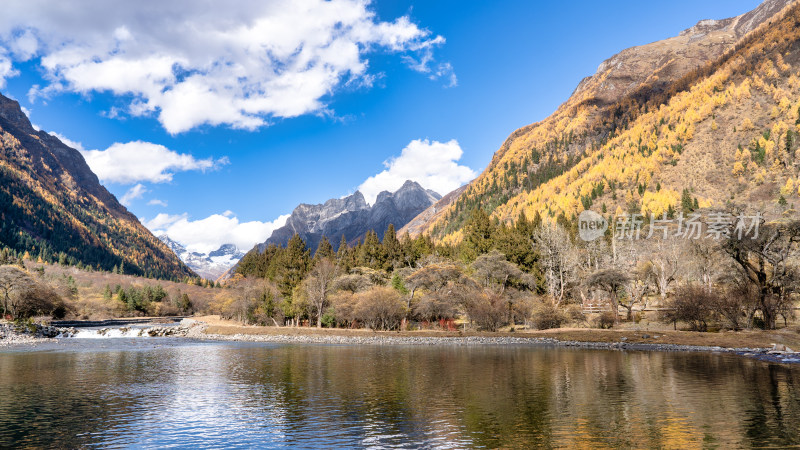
[[0, 339, 798, 448]]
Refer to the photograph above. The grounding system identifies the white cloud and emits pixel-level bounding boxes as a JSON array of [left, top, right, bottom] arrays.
[[401, 37, 456, 87], [0, 51, 18, 88], [78, 140, 228, 184], [144, 211, 290, 254], [9, 29, 38, 61], [120, 183, 147, 206], [148, 199, 167, 207], [357, 139, 475, 204], [0, 0, 453, 134]]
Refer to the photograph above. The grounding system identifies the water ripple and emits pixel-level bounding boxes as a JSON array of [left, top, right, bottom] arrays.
[[0, 340, 798, 448]]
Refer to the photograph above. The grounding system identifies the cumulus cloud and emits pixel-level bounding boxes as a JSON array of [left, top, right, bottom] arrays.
[[144, 211, 290, 254], [357, 139, 475, 205], [120, 183, 147, 206], [78, 140, 228, 184], [148, 199, 168, 207], [0, 0, 453, 133]]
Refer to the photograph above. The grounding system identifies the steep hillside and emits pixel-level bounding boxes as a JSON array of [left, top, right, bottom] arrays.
[[263, 180, 440, 252], [413, 0, 796, 243], [399, 184, 468, 237], [0, 93, 194, 279]]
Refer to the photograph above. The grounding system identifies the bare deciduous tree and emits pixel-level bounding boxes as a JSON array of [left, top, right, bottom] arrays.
[[353, 286, 406, 330], [0, 266, 34, 319], [304, 258, 338, 328], [465, 290, 507, 332], [471, 250, 524, 293], [534, 224, 580, 305], [586, 269, 629, 324], [649, 239, 681, 303], [659, 285, 716, 332], [689, 239, 724, 292], [622, 264, 651, 321], [722, 220, 800, 329], [0, 265, 62, 319]]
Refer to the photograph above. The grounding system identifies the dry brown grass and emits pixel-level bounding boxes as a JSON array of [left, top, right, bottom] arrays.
[[26, 261, 219, 320]]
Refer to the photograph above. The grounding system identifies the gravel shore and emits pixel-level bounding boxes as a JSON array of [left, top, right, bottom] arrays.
[[3, 319, 799, 364], [0, 323, 49, 347], [195, 332, 800, 364], [181, 321, 800, 364], [196, 328, 763, 352]]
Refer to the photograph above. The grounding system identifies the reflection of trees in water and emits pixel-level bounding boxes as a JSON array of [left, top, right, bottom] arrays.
[[740, 363, 799, 446], [0, 349, 157, 448], [237, 346, 800, 448], [0, 345, 798, 448]]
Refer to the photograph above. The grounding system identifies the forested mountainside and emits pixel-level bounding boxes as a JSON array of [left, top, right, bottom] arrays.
[[0, 93, 194, 280], [412, 0, 799, 243]]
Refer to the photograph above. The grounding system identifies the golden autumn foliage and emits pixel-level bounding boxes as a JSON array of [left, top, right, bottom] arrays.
[[420, 1, 800, 243], [641, 189, 680, 217], [781, 178, 795, 197]]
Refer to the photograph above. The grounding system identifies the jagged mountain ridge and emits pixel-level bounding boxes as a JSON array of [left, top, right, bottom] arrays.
[[409, 0, 797, 243], [399, 184, 468, 237], [263, 180, 440, 252], [0, 92, 194, 279], [159, 235, 244, 280]]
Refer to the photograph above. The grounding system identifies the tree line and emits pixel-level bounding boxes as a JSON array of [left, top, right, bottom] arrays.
[[230, 207, 799, 332]]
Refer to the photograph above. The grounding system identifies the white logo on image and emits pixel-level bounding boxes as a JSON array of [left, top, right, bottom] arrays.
[[578, 210, 607, 241]]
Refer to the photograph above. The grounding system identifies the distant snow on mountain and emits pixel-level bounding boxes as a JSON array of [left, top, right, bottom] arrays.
[[158, 235, 244, 280]]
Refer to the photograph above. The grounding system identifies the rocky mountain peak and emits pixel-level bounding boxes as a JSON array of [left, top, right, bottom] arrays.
[[158, 234, 186, 253], [259, 180, 441, 253], [0, 95, 36, 134], [209, 244, 242, 258], [158, 235, 243, 280], [571, 0, 793, 109], [389, 180, 441, 209]]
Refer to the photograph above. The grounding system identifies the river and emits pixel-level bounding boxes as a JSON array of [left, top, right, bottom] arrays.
[[0, 337, 798, 448]]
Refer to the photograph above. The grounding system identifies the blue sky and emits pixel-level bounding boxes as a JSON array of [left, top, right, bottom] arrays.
[[0, 0, 760, 253]]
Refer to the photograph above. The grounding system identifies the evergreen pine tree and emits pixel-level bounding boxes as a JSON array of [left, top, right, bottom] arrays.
[[464, 207, 495, 260], [357, 230, 385, 269], [336, 235, 348, 256], [315, 236, 335, 260], [277, 234, 310, 299], [680, 188, 694, 213], [382, 224, 401, 271], [399, 232, 415, 267]]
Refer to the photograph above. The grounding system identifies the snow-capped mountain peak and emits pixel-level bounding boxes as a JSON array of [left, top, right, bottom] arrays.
[[158, 235, 244, 280]]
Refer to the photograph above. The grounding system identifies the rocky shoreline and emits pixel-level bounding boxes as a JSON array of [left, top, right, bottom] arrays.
[[0, 322, 61, 346], [0, 320, 195, 346], [196, 333, 800, 364], [187, 322, 800, 364], [2, 319, 799, 364]]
